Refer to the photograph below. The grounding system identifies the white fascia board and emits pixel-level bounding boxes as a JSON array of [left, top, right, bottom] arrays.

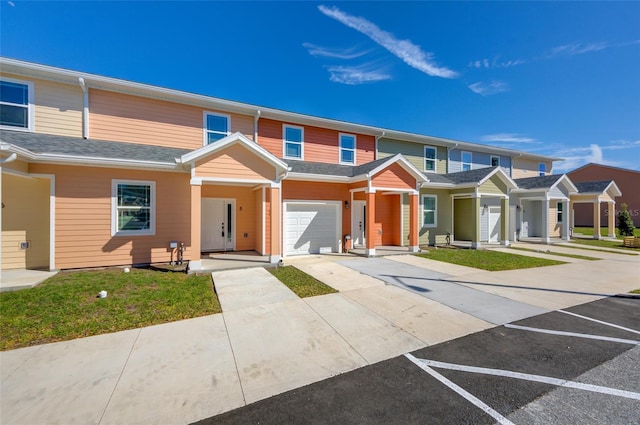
[[1, 57, 563, 163], [605, 181, 623, 197], [285, 173, 351, 183], [478, 167, 518, 189], [549, 174, 579, 194], [365, 154, 427, 183], [420, 182, 455, 189]]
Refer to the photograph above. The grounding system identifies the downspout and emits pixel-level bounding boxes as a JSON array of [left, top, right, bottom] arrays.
[[78, 78, 89, 139], [254, 110, 261, 143], [374, 131, 385, 160]]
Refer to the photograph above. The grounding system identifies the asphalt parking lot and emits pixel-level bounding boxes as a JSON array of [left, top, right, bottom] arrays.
[[194, 295, 640, 425]]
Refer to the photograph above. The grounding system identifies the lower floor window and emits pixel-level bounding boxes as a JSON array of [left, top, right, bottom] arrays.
[[112, 180, 155, 236], [557, 201, 563, 223], [422, 195, 437, 227]]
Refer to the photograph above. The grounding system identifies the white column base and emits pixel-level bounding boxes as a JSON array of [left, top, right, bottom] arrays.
[[408, 246, 420, 253], [188, 260, 202, 272], [365, 248, 376, 257], [501, 240, 510, 247], [471, 241, 481, 249], [542, 237, 551, 244], [269, 255, 281, 264]]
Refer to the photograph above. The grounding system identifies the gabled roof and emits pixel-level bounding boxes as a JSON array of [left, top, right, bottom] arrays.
[[178, 132, 289, 173], [421, 166, 517, 190], [574, 180, 622, 196], [0, 129, 189, 168], [514, 174, 578, 194]]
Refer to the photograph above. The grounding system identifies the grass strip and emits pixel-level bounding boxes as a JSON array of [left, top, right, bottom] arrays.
[[630, 289, 640, 294], [0, 268, 220, 351], [269, 266, 337, 298], [510, 246, 600, 261], [417, 248, 565, 271], [566, 239, 639, 254]]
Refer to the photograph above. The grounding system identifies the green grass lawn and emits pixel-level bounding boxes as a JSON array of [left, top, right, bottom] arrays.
[[269, 266, 337, 298], [0, 268, 220, 351], [509, 246, 600, 261], [631, 289, 640, 294], [572, 226, 640, 238], [417, 248, 565, 271], [568, 238, 640, 253]]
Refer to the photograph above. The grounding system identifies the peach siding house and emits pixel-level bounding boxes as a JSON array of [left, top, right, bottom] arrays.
[[0, 57, 623, 273]]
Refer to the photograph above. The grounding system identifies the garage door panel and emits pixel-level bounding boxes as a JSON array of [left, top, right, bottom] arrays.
[[284, 203, 339, 255]]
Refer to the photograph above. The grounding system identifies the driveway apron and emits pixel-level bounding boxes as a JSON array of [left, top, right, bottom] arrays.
[[338, 258, 547, 325]]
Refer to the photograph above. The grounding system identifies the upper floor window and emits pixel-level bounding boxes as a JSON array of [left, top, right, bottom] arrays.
[[0, 78, 34, 131], [491, 155, 500, 167], [424, 146, 436, 173], [204, 112, 230, 145], [112, 180, 155, 236], [539, 162, 546, 176], [461, 151, 472, 171], [339, 133, 356, 164], [283, 124, 303, 159], [422, 195, 437, 227]]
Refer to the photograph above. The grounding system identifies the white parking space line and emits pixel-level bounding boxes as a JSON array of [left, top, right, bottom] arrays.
[[404, 354, 515, 425], [558, 309, 640, 335], [504, 323, 640, 345], [409, 357, 640, 401]]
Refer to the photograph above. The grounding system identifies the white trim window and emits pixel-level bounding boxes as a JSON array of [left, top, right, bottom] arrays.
[[204, 112, 230, 145], [112, 180, 155, 236], [0, 77, 34, 131], [539, 162, 546, 176], [339, 133, 356, 164], [283, 124, 304, 160], [491, 155, 500, 167], [424, 146, 437, 173], [461, 151, 472, 171], [557, 201, 563, 223], [422, 195, 437, 227]]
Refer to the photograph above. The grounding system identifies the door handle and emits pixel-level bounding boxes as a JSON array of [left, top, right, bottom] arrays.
[[359, 221, 362, 230], [221, 222, 225, 237]]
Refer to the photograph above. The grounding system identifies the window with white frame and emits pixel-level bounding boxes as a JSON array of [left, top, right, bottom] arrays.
[[491, 155, 500, 167], [283, 124, 303, 159], [112, 180, 155, 236], [204, 112, 230, 145], [422, 195, 437, 227], [539, 162, 546, 176], [0, 78, 34, 131], [557, 201, 563, 223], [339, 133, 356, 164], [424, 146, 436, 172], [461, 151, 472, 171]]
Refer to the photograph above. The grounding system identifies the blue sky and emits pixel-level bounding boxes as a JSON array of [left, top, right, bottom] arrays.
[[1, 1, 639, 172]]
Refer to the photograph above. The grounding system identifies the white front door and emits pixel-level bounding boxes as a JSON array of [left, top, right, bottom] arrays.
[[489, 206, 501, 243], [201, 198, 234, 252], [351, 200, 366, 247]]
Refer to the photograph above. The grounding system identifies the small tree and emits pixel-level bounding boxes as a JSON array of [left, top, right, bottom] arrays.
[[617, 203, 636, 237]]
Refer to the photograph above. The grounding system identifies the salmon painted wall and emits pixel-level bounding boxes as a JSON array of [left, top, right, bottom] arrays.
[[195, 144, 276, 180], [258, 118, 375, 164], [375, 193, 401, 246], [1, 72, 83, 137], [89, 89, 254, 149], [372, 163, 416, 190], [201, 185, 258, 252], [283, 180, 351, 236], [29, 164, 191, 269]]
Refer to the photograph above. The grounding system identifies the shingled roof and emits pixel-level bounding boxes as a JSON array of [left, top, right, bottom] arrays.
[[574, 180, 616, 193], [1, 130, 190, 164], [514, 174, 564, 189]]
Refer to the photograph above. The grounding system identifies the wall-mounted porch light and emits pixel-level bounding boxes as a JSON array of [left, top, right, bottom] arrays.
[[344, 200, 350, 209]]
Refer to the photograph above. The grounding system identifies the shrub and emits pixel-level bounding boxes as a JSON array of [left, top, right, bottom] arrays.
[[617, 203, 636, 237]]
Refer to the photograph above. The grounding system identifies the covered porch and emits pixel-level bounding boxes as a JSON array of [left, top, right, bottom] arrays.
[[570, 181, 622, 240]]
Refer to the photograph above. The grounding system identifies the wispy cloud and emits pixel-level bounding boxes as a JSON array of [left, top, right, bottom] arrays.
[[547, 42, 608, 58], [318, 5, 458, 79], [550, 142, 640, 172], [7, 1, 15, 6], [604, 139, 640, 151], [469, 58, 527, 69], [481, 133, 537, 143], [468, 80, 509, 96], [303, 43, 370, 60], [327, 64, 391, 85]]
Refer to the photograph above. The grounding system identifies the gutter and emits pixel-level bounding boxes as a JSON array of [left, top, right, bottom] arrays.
[[78, 77, 89, 139]]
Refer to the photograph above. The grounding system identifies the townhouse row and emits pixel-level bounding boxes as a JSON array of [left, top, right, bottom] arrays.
[[0, 58, 621, 272]]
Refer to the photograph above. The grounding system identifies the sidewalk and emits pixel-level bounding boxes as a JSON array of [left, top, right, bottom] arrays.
[[2, 252, 638, 425]]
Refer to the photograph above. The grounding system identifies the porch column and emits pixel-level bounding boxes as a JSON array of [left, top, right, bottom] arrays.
[[269, 186, 281, 263], [607, 202, 616, 238], [189, 182, 202, 271], [365, 189, 376, 256], [500, 197, 510, 246], [471, 195, 481, 249], [408, 193, 419, 252], [542, 199, 550, 244], [593, 200, 601, 240], [562, 200, 570, 241], [569, 199, 575, 234]]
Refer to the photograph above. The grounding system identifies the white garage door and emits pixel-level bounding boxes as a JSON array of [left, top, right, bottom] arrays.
[[284, 202, 340, 255]]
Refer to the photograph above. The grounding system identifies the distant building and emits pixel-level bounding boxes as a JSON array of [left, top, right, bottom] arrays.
[[568, 163, 639, 227]]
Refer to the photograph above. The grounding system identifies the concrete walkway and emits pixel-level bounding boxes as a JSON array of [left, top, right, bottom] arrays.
[[2, 251, 639, 425]]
